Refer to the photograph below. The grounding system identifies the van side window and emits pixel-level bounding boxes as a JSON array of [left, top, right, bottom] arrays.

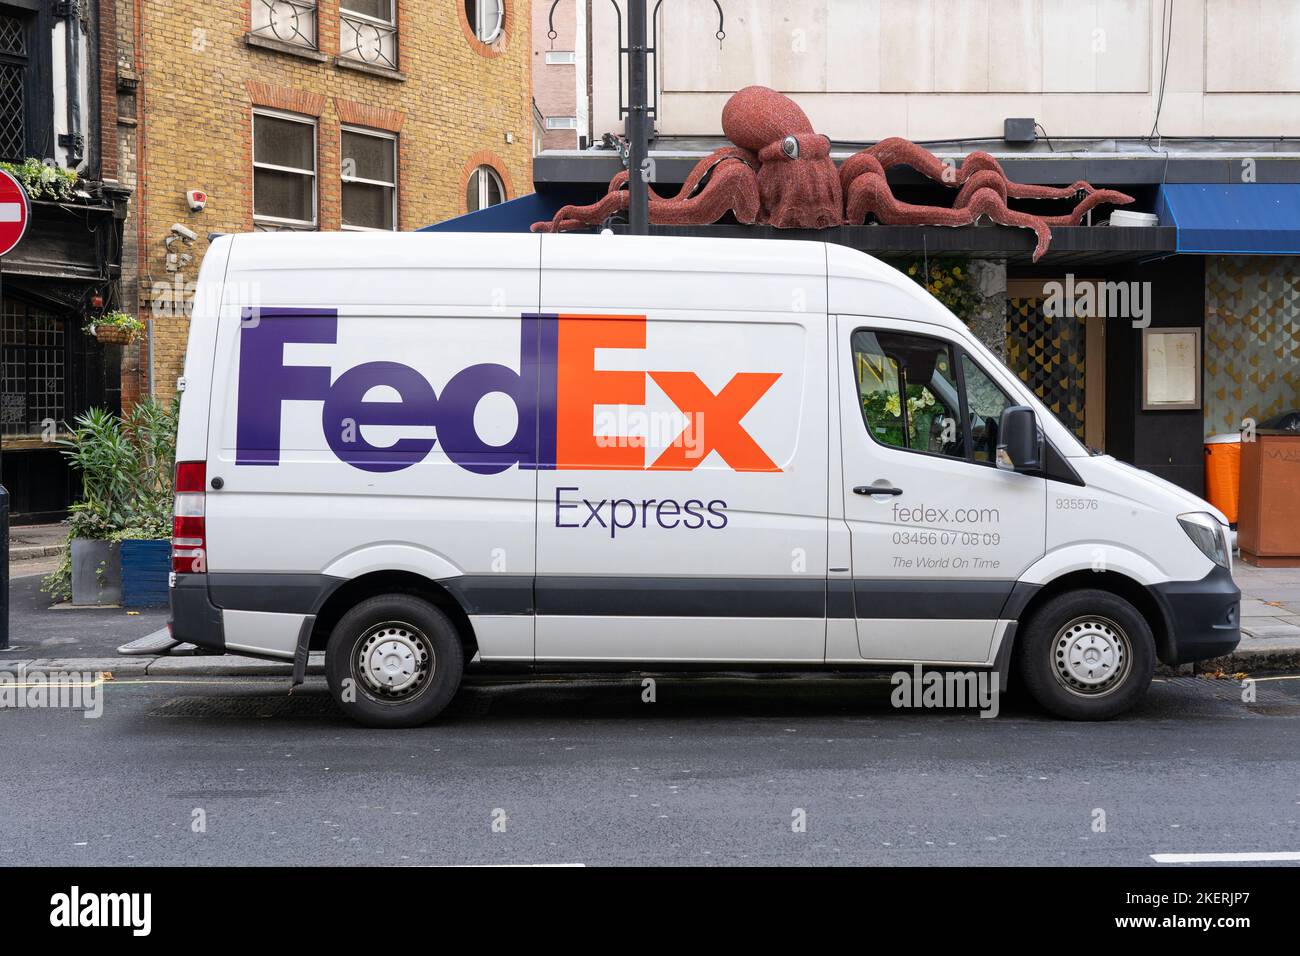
[[961, 353, 1014, 463], [852, 330, 966, 460]]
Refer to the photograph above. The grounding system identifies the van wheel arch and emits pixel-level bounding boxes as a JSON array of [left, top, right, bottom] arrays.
[[1011, 570, 1171, 665], [310, 571, 478, 661]]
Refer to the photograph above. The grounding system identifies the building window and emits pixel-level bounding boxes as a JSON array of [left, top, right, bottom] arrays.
[[1, 301, 65, 439], [341, 127, 397, 231], [0, 12, 28, 162], [340, 1, 398, 71], [464, 0, 503, 44], [251, 0, 318, 50], [544, 50, 575, 65], [466, 164, 505, 212], [253, 110, 317, 231], [546, 116, 578, 130]]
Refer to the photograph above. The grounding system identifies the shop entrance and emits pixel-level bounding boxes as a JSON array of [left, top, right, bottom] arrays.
[[1006, 279, 1107, 452]]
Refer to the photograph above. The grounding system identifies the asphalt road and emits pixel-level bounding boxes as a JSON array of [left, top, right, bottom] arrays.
[[2, 670, 1298, 866]]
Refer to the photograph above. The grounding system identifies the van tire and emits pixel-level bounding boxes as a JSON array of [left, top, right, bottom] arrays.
[[1016, 589, 1155, 720], [325, 594, 464, 728]]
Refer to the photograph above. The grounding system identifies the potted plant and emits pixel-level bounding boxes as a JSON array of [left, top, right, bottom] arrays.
[[43, 408, 137, 605], [0, 157, 79, 201], [116, 399, 178, 608], [86, 310, 145, 347]]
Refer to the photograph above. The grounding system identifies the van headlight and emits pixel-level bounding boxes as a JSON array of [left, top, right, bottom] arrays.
[[1178, 512, 1230, 568]]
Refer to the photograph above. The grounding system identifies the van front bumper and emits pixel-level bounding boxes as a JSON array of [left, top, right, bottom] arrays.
[[169, 573, 225, 652], [1151, 564, 1241, 665]]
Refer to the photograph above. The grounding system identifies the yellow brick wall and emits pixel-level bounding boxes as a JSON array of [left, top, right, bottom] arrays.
[[121, 0, 534, 399]]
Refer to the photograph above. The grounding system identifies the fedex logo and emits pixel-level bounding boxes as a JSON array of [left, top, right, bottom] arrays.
[[236, 309, 781, 475]]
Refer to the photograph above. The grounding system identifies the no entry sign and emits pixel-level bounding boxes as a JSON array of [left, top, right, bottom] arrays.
[[0, 169, 30, 258]]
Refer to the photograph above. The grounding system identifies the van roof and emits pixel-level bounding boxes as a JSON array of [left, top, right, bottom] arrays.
[[218, 231, 964, 333]]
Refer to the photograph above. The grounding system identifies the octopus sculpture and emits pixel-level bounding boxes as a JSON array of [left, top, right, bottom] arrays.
[[532, 85, 1134, 262]]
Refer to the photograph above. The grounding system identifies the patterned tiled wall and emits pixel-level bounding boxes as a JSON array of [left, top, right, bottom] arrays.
[[1204, 256, 1300, 435], [1006, 295, 1087, 440]]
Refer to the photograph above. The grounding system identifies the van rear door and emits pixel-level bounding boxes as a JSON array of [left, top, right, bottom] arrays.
[[201, 234, 542, 661], [836, 315, 1047, 665]]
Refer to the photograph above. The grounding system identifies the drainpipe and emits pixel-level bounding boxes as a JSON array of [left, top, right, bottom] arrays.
[[57, 1, 84, 167]]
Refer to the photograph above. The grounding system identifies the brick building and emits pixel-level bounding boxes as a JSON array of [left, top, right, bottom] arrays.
[[531, 0, 585, 150], [114, 0, 534, 402]]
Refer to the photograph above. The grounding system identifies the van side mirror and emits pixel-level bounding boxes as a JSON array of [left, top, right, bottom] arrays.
[[997, 405, 1043, 473]]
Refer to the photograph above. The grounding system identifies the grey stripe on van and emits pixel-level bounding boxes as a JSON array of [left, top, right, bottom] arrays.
[[204, 572, 1034, 621]]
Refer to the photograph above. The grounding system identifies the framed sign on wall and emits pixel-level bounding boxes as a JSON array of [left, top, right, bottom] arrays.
[[1142, 327, 1202, 411]]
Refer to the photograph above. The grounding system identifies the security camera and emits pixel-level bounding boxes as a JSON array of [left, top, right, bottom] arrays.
[[170, 223, 198, 242]]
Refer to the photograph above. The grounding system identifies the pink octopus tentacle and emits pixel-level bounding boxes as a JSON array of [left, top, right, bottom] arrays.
[[531, 148, 758, 233], [531, 185, 630, 233], [963, 188, 1053, 261], [855, 140, 1102, 202], [1041, 188, 1136, 227], [846, 172, 1052, 261], [648, 158, 762, 226]]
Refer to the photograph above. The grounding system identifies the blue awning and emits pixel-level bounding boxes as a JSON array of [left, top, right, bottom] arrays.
[[1156, 184, 1300, 254]]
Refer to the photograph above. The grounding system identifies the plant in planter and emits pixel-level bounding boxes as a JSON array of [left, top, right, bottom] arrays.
[[43, 408, 137, 605], [116, 399, 179, 608], [85, 310, 145, 347], [42, 400, 180, 606]]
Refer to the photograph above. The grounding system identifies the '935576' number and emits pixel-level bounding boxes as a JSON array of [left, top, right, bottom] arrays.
[[1055, 497, 1099, 511]]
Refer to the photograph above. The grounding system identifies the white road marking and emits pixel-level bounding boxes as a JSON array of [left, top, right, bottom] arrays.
[[1152, 851, 1300, 863]]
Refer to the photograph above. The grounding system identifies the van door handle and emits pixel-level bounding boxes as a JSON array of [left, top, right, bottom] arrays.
[[854, 485, 903, 496]]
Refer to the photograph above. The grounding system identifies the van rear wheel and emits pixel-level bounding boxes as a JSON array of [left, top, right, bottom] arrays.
[[1016, 589, 1155, 720], [325, 594, 464, 728]]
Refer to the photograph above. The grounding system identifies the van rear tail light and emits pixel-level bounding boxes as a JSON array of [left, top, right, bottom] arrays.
[[172, 461, 207, 573]]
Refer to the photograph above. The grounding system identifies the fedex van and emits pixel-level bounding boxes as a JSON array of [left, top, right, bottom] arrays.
[[169, 232, 1239, 726]]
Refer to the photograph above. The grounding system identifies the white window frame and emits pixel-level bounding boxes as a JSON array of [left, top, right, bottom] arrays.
[[340, 125, 398, 232], [252, 108, 318, 231], [546, 116, 578, 130], [251, 0, 319, 50], [468, 164, 506, 212], [339, 0, 398, 70], [544, 50, 575, 65], [468, 0, 504, 44]]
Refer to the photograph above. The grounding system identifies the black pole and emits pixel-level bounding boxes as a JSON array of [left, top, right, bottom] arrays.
[[626, 0, 650, 235]]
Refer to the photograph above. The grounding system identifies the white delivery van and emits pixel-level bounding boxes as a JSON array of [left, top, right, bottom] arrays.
[[170, 232, 1239, 726]]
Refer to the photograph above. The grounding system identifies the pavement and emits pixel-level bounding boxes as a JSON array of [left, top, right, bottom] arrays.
[[5, 522, 66, 562]]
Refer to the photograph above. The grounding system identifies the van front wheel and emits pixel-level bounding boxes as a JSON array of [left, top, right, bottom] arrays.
[[1016, 589, 1155, 720], [325, 594, 464, 728]]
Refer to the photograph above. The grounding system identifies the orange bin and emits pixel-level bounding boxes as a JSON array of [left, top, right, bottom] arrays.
[[1204, 433, 1241, 525]]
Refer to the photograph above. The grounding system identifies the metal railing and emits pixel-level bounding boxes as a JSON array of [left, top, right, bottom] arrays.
[[251, 0, 319, 49], [339, 12, 397, 71]]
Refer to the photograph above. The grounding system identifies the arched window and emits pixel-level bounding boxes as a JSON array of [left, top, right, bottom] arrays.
[[464, 0, 503, 44], [466, 164, 505, 212]]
